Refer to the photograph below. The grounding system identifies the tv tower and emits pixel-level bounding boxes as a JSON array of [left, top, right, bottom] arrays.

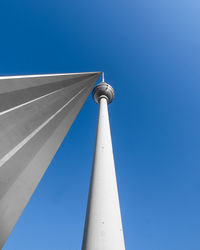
[[82, 73, 125, 250]]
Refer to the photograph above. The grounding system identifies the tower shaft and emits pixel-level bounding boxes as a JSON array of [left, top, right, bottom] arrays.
[[82, 96, 125, 250]]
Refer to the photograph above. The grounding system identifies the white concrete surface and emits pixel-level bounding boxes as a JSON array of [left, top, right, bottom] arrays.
[[82, 97, 125, 250], [0, 72, 101, 248]]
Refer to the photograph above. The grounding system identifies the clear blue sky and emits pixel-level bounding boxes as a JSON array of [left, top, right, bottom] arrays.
[[2, 0, 200, 249]]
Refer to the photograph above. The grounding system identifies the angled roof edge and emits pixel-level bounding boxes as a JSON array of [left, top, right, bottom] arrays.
[[0, 71, 102, 80]]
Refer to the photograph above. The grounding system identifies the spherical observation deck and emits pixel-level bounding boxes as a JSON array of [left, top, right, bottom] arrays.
[[92, 81, 115, 104]]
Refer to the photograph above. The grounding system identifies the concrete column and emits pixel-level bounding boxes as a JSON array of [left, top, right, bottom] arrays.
[[82, 80, 125, 250]]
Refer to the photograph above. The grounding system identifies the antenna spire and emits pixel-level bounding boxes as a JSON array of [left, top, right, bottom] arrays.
[[102, 72, 105, 82]]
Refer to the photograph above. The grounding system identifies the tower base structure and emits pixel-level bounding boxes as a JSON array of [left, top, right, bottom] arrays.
[[0, 72, 100, 248]]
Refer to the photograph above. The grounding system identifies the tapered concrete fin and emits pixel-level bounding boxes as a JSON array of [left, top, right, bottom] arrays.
[[0, 72, 101, 248]]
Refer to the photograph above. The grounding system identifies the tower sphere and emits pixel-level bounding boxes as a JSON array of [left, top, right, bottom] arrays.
[[92, 82, 115, 104]]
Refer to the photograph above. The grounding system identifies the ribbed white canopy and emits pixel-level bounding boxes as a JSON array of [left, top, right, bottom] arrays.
[[0, 72, 101, 248]]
